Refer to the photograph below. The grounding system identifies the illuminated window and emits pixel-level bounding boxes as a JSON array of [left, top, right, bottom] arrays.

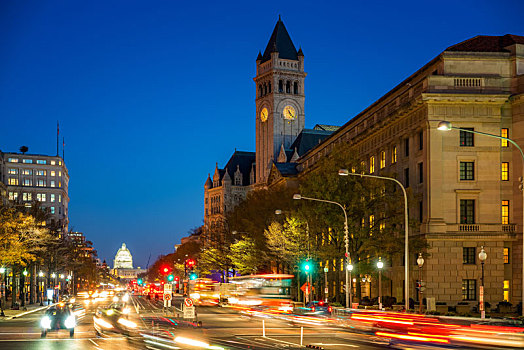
[[360, 161, 365, 172], [58, 161, 62, 165], [22, 169, 31, 175], [51, 194, 55, 202], [501, 128, 509, 147], [502, 200, 509, 225], [460, 162, 474, 180], [8, 158, 18, 163], [462, 279, 476, 300], [369, 215, 374, 229], [58, 195, 62, 203], [36, 170, 46, 176], [50, 160, 56, 165], [501, 162, 509, 181], [59, 171, 62, 176], [37, 193, 46, 202], [340, 259, 344, 271], [36, 179, 45, 187], [463, 247, 475, 264], [369, 156, 375, 173], [379, 213, 385, 231], [8, 178, 18, 185], [460, 128, 474, 147], [23, 193, 32, 201], [504, 248, 509, 264], [503, 280, 510, 301], [8, 168, 17, 174], [22, 159, 32, 164], [51, 171, 56, 176], [50, 207, 55, 214], [37, 160, 46, 164], [23, 179, 32, 186], [392, 146, 397, 163], [380, 151, 386, 168], [340, 281, 344, 293], [319, 261, 323, 268], [50, 180, 56, 187], [8, 192, 18, 200], [332, 259, 336, 272], [58, 181, 62, 188]]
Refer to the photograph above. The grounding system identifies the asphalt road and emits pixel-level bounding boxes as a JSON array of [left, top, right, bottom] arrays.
[[0, 295, 393, 349]]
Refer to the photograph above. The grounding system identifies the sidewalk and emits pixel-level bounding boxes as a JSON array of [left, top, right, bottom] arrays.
[[0, 302, 55, 320]]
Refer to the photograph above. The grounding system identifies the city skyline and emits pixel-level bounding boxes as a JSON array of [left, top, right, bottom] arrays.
[[1, 0, 522, 267]]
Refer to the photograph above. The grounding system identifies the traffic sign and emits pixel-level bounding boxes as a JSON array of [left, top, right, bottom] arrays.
[[183, 306, 195, 319], [184, 298, 193, 307], [164, 284, 172, 292], [300, 282, 311, 293], [163, 293, 172, 301]]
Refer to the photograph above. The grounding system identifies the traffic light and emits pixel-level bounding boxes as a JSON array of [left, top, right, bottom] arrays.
[[189, 272, 198, 280], [186, 259, 196, 268], [167, 274, 174, 282], [302, 259, 312, 272], [137, 278, 143, 285], [161, 265, 171, 275], [174, 276, 180, 282]]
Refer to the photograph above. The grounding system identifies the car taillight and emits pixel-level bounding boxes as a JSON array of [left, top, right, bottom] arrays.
[[311, 306, 315, 312], [328, 306, 332, 313]]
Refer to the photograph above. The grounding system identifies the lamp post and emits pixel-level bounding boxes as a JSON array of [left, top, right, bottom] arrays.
[[377, 258, 383, 310], [0, 267, 5, 316], [339, 169, 410, 312], [323, 267, 329, 303], [437, 121, 523, 316], [22, 270, 28, 307], [347, 263, 354, 308], [51, 273, 57, 302], [293, 194, 351, 308], [417, 253, 425, 314], [37, 271, 44, 306], [479, 246, 487, 319]]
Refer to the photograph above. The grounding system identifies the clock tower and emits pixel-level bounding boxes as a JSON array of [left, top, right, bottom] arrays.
[[254, 17, 306, 184]]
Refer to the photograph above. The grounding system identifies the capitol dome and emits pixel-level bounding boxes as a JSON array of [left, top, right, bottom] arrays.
[[113, 243, 133, 269]]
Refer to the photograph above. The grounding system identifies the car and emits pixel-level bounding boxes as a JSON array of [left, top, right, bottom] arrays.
[[93, 303, 137, 336], [40, 303, 76, 337], [304, 301, 332, 315]]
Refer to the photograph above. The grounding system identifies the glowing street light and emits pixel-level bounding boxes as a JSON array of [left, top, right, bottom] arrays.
[[377, 258, 383, 310]]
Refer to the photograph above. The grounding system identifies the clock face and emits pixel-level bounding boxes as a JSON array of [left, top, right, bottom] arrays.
[[283, 105, 296, 120], [260, 108, 268, 122]]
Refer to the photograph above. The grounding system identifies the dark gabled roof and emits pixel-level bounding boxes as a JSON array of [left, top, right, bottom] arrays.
[[446, 34, 524, 53], [223, 150, 256, 186], [290, 129, 334, 157], [261, 17, 298, 63], [274, 162, 298, 176], [313, 124, 340, 132]]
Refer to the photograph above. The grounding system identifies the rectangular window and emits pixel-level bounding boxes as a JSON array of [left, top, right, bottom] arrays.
[[380, 151, 386, 169], [419, 131, 423, 150], [419, 200, 423, 223], [504, 248, 510, 264], [8, 192, 18, 200], [463, 247, 476, 264], [50, 194, 56, 202], [50, 180, 56, 187], [58, 171, 62, 176], [58, 181, 62, 188], [501, 162, 509, 181], [8, 168, 17, 175], [50, 160, 56, 165], [50, 207, 55, 214], [503, 280, 510, 301], [23, 179, 32, 186], [404, 168, 409, 188], [460, 162, 475, 180], [8, 178, 18, 185], [462, 279, 476, 300], [460, 128, 474, 147], [404, 138, 409, 157], [36, 160, 46, 164], [22, 169, 32, 175], [36, 193, 46, 202], [8, 158, 18, 163], [501, 128, 509, 147], [369, 156, 375, 173], [418, 162, 423, 183], [51, 171, 56, 176], [22, 192, 32, 201], [392, 146, 397, 163], [37, 179, 45, 187], [22, 159, 33, 164], [502, 200, 509, 225], [36, 170, 46, 176], [460, 199, 475, 224], [58, 195, 62, 203]]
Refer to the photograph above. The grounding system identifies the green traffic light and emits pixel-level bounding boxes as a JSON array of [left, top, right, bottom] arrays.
[[137, 279, 142, 285], [167, 275, 174, 282], [189, 272, 198, 280]]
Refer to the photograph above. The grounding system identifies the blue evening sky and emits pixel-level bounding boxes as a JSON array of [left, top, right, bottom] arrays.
[[0, 0, 521, 267]]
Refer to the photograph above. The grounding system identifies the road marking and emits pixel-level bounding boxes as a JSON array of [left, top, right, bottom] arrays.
[[310, 343, 358, 348], [89, 338, 100, 348]]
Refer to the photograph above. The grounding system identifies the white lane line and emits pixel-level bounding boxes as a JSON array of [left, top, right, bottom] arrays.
[[89, 338, 100, 348], [310, 343, 358, 348]]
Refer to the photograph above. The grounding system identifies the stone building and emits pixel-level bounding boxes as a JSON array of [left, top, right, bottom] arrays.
[[0, 150, 70, 229], [204, 17, 524, 307], [112, 243, 142, 281]]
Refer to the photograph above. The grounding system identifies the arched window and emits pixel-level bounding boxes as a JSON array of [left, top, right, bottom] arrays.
[[264, 83, 267, 95], [279, 80, 283, 93], [294, 82, 298, 94], [268, 82, 271, 93], [286, 81, 291, 93], [259, 84, 263, 97]]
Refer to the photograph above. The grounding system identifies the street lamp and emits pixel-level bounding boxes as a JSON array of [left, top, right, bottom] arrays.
[[377, 258, 383, 310], [293, 193, 351, 308], [479, 246, 487, 319], [417, 253, 425, 314], [437, 120, 524, 316], [339, 169, 410, 312], [323, 267, 329, 303], [37, 271, 44, 306], [347, 263, 354, 308]]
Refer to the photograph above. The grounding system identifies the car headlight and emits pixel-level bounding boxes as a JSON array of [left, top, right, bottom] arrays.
[[65, 315, 76, 329], [117, 318, 137, 328], [93, 316, 113, 329], [40, 316, 52, 329], [113, 296, 119, 302], [122, 294, 129, 302]]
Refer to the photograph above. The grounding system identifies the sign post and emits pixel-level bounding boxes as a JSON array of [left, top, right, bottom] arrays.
[[163, 284, 172, 308], [183, 297, 195, 319]]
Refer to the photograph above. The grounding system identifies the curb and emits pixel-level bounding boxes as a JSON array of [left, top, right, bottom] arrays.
[[3, 303, 56, 320]]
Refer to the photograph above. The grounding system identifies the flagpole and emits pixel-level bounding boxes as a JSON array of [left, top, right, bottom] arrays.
[[62, 137, 65, 160], [57, 121, 59, 156]]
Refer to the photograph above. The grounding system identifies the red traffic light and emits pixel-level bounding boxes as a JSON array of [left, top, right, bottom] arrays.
[[161, 265, 171, 275], [163, 267, 169, 273], [186, 259, 196, 267], [174, 276, 180, 282]]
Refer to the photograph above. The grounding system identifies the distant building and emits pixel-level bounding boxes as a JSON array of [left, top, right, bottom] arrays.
[[0, 150, 69, 229], [111, 243, 142, 281]]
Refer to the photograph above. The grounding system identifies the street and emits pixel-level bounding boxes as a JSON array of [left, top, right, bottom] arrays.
[[0, 295, 394, 349]]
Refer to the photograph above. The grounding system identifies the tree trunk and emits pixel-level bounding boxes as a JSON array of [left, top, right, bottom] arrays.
[[30, 265, 36, 304], [11, 268, 18, 309]]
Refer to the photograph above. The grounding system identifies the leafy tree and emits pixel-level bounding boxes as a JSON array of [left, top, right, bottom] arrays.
[[229, 237, 260, 275]]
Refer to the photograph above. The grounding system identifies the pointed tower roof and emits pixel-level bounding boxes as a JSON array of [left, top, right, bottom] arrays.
[[261, 17, 298, 63], [204, 173, 212, 189]]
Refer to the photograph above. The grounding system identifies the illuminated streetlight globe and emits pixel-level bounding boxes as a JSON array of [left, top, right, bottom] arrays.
[[22, 270, 28, 276], [377, 260, 383, 269], [38, 271, 44, 277], [347, 264, 354, 271], [0, 267, 5, 274], [51, 273, 56, 278]]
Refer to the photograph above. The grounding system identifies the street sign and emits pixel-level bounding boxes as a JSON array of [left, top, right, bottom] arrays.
[[324, 287, 328, 294], [300, 282, 311, 293], [164, 284, 172, 292], [163, 293, 172, 301], [184, 298, 193, 307], [183, 305, 195, 319]]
